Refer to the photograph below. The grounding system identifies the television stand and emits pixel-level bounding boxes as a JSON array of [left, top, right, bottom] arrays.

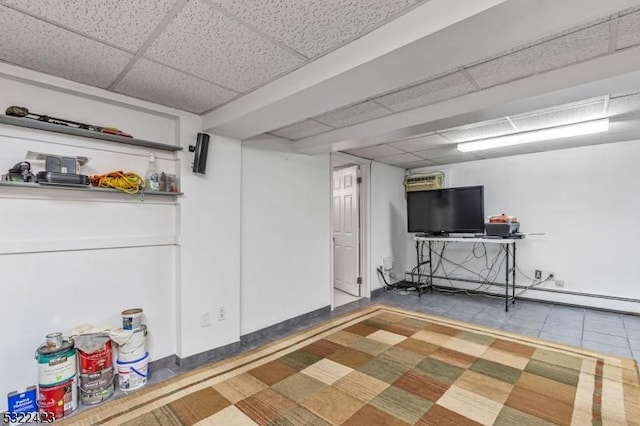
[[412, 236, 522, 312]]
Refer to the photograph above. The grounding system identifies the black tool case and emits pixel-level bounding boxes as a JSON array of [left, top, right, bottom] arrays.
[[36, 171, 90, 186]]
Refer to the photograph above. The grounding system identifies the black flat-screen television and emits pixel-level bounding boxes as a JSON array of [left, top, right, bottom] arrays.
[[407, 185, 485, 234]]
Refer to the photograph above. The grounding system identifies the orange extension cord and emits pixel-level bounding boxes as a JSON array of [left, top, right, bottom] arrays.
[[90, 171, 144, 194]]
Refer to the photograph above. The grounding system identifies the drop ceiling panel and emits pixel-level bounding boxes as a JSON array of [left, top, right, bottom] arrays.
[[114, 59, 238, 114], [389, 134, 450, 152], [314, 101, 391, 128], [0, 6, 132, 88], [375, 72, 475, 112], [145, 0, 304, 92], [608, 93, 640, 116], [213, 0, 424, 58], [429, 154, 483, 165], [345, 144, 404, 158], [467, 22, 610, 89], [413, 145, 483, 164], [1, 0, 176, 51], [511, 100, 605, 131], [271, 120, 333, 140], [439, 119, 515, 143], [616, 10, 640, 50], [374, 152, 423, 164], [396, 159, 438, 169]]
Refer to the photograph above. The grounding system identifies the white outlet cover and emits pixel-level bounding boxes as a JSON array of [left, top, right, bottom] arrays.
[[200, 312, 211, 327]]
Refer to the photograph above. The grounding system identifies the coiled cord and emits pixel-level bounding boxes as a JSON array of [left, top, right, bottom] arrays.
[[90, 171, 144, 194]]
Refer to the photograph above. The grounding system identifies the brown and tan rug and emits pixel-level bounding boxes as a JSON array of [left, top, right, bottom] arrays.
[[61, 304, 640, 425]]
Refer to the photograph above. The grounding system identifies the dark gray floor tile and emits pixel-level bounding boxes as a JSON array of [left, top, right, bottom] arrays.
[[550, 305, 585, 314], [442, 310, 481, 322], [623, 315, 640, 331], [501, 324, 540, 337], [583, 322, 627, 337], [471, 317, 505, 330], [627, 334, 640, 351], [581, 341, 632, 358], [473, 308, 513, 319], [546, 310, 584, 323], [508, 316, 545, 330], [538, 331, 581, 347], [584, 310, 624, 323], [540, 324, 583, 339], [148, 367, 176, 384], [510, 308, 550, 319], [582, 330, 630, 349], [544, 319, 584, 331]]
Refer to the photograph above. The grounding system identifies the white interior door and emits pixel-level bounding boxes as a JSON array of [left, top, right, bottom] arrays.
[[333, 165, 360, 296]]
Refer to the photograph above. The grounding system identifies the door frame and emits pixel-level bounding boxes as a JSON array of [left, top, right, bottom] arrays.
[[330, 153, 371, 309]]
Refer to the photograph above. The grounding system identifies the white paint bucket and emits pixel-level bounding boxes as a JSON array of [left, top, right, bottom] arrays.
[[122, 308, 143, 330], [116, 352, 149, 391], [117, 325, 147, 362]]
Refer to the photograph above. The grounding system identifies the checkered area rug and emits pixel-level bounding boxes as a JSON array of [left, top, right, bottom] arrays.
[[63, 305, 640, 425]]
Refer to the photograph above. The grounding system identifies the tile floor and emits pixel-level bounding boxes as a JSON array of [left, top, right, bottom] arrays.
[[73, 288, 640, 417], [333, 288, 361, 307], [146, 287, 640, 384]]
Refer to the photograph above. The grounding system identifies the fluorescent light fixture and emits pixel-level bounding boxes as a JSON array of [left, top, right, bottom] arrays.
[[457, 118, 609, 152]]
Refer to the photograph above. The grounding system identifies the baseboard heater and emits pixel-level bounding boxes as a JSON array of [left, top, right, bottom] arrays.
[[411, 274, 640, 304]]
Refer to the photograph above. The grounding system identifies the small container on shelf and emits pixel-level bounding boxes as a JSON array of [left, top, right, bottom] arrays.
[[167, 174, 178, 192]]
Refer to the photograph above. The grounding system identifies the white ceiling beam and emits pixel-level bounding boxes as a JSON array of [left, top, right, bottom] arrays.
[[201, 0, 507, 136], [293, 46, 640, 154], [201, 0, 639, 140]]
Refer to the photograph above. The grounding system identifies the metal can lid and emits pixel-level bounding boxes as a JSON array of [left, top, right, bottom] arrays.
[[36, 339, 75, 356], [122, 308, 143, 315]]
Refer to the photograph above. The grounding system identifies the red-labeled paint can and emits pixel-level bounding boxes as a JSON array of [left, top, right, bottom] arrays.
[[78, 338, 112, 374], [37, 377, 77, 421]]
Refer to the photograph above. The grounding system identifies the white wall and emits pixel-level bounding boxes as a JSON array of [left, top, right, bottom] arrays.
[[0, 65, 242, 411], [178, 133, 241, 357], [241, 144, 330, 334], [409, 141, 640, 313], [370, 161, 409, 290]]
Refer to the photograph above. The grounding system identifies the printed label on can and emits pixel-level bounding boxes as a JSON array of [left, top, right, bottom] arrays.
[[37, 351, 76, 386], [38, 378, 77, 420]]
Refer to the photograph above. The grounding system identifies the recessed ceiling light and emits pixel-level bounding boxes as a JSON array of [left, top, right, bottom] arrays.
[[457, 118, 609, 152]]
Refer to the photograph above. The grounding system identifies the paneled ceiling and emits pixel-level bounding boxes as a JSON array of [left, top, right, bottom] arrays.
[[1, 0, 640, 167]]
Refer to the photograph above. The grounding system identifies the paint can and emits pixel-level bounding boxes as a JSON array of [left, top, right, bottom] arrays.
[[117, 325, 147, 362], [79, 366, 114, 393], [80, 381, 115, 405], [37, 377, 77, 421], [78, 337, 112, 374], [36, 340, 76, 387], [79, 366, 115, 405], [116, 352, 149, 391], [122, 308, 143, 330], [45, 332, 63, 350]]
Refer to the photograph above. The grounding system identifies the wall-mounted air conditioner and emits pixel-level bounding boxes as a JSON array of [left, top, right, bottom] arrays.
[[404, 171, 444, 192]]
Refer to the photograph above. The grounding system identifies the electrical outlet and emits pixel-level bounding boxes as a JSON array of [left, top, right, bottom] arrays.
[[555, 280, 565, 288], [218, 306, 226, 321], [534, 270, 542, 280], [200, 312, 211, 327]]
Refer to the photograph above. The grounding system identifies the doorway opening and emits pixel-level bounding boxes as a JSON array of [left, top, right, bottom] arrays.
[[331, 153, 370, 309]]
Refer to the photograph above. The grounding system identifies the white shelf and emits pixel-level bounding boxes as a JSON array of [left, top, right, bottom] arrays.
[[0, 181, 182, 196], [0, 114, 182, 152], [415, 236, 520, 244]]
